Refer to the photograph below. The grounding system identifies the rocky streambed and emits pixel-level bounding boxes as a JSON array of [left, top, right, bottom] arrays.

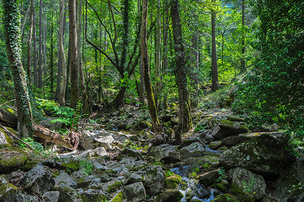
[[1, 116, 304, 202]]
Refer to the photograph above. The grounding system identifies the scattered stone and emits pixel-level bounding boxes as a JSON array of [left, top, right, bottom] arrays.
[[0, 129, 12, 146], [208, 141, 222, 150], [43, 191, 60, 202], [179, 142, 205, 157], [178, 138, 201, 149], [80, 130, 114, 150], [211, 193, 240, 202], [124, 182, 146, 202], [109, 190, 126, 202], [40, 117, 63, 130], [212, 120, 249, 139], [0, 174, 20, 202], [80, 189, 107, 202], [54, 172, 77, 188], [156, 189, 183, 202], [117, 148, 142, 161], [148, 144, 180, 164], [198, 169, 219, 186], [53, 183, 81, 202], [0, 146, 28, 174], [19, 165, 55, 196], [230, 167, 266, 201]]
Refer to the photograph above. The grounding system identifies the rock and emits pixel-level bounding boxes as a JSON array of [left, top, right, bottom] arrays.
[[54, 172, 77, 188], [19, 165, 55, 196], [166, 174, 182, 189], [198, 170, 219, 186], [0, 146, 28, 174], [208, 141, 222, 150], [80, 189, 107, 202], [53, 183, 81, 202], [117, 121, 128, 130], [273, 161, 304, 201], [156, 189, 183, 202], [211, 194, 240, 202], [227, 116, 245, 122], [197, 116, 218, 129], [43, 191, 60, 202], [109, 190, 127, 202], [71, 171, 100, 188], [117, 148, 142, 161], [179, 142, 205, 157], [77, 147, 110, 159], [219, 134, 295, 176], [124, 182, 146, 202], [14, 193, 38, 202], [213, 120, 249, 139], [230, 167, 266, 201], [92, 161, 108, 171], [261, 195, 276, 202], [148, 144, 180, 164], [0, 174, 20, 202], [221, 135, 252, 148], [0, 129, 12, 146], [103, 180, 122, 193], [80, 130, 114, 150], [127, 165, 166, 196], [39, 117, 63, 130], [178, 138, 201, 149]]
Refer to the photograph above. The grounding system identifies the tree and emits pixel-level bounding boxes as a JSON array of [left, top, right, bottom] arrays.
[[3, 0, 33, 138], [141, 0, 161, 132], [211, 0, 218, 92], [58, 0, 67, 106], [69, 0, 79, 109], [38, 0, 43, 89], [171, 0, 193, 144], [26, 0, 34, 84]]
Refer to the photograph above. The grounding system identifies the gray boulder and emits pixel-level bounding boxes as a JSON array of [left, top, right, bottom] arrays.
[[124, 182, 146, 202], [198, 169, 219, 186], [80, 130, 114, 150], [80, 189, 107, 202], [273, 161, 304, 202], [179, 142, 205, 157], [40, 117, 63, 130], [230, 167, 266, 201], [221, 135, 252, 148], [53, 183, 81, 202], [156, 189, 183, 202], [117, 148, 142, 161], [127, 165, 166, 196], [19, 165, 55, 196], [76, 147, 110, 159], [43, 191, 60, 202], [0, 146, 28, 174], [0, 175, 20, 202], [0, 130, 12, 146], [212, 120, 249, 139], [54, 172, 77, 188], [148, 144, 180, 163], [219, 134, 295, 176]]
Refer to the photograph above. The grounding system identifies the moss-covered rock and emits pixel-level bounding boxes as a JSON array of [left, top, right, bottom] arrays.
[[211, 194, 240, 202], [273, 161, 304, 202], [0, 146, 28, 174], [0, 129, 13, 146], [60, 160, 79, 174], [156, 189, 183, 202], [53, 183, 81, 202], [148, 144, 180, 164], [221, 135, 252, 148], [107, 181, 123, 193], [219, 134, 296, 176], [21, 160, 39, 171], [213, 120, 249, 139], [0, 175, 20, 202], [80, 190, 107, 202], [166, 174, 182, 189], [117, 148, 142, 161], [109, 190, 125, 202], [208, 141, 222, 150]]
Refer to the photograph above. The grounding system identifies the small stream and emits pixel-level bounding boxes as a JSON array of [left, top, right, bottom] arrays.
[[171, 166, 216, 202]]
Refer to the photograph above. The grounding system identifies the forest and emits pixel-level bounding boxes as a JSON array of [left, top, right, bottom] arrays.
[[0, 0, 303, 201]]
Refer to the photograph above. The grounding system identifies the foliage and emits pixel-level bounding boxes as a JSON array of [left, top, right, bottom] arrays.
[[18, 137, 44, 152], [233, 0, 304, 134], [79, 159, 94, 175], [216, 167, 226, 182], [165, 170, 174, 177]]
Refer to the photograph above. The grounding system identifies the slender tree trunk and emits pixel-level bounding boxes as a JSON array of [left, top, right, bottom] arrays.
[[59, 0, 67, 106], [38, 0, 43, 89], [66, 39, 71, 101], [138, 0, 145, 106], [141, 0, 161, 132], [3, 0, 33, 138], [33, 6, 37, 87], [78, 0, 89, 114], [171, 0, 193, 144], [163, 0, 169, 110], [27, 0, 34, 83], [50, 11, 54, 94], [155, 0, 161, 108], [211, 0, 218, 92], [241, 0, 246, 71]]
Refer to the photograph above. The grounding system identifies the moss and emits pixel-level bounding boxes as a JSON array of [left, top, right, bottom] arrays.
[[51, 169, 61, 178], [220, 120, 234, 128], [166, 174, 182, 189], [218, 147, 228, 151], [0, 146, 28, 174], [107, 181, 122, 193], [110, 190, 125, 202], [0, 128, 13, 146], [211, 194, 240, 202], [0, 175, 19, 200], [21, 160, 38, 171], [61, 161, 79, 173], [211, 182, 227, 192], [81, 193, 107, 202]]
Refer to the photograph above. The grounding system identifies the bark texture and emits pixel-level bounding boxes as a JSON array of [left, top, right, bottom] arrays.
[[171, 0, 193, 144], [59, 0, 67, 106], [211, 0, 218, 92], [3, 0, 33, 138]]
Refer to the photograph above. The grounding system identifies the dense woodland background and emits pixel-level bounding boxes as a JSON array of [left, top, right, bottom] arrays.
[[0, 0, 303, 142]]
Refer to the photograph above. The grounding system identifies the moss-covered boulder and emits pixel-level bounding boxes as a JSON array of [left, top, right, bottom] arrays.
[[109, 190, 126, 202], [273, 161, 304, 201], [124, 182, 146, 202], [148, 144, 180, 164], [0, 175, 20, 202], [117, 148, 142, 161], [219, 134, 295, 176], [179, 142, 205, 157], [53, 183, 81, 202], [156, 189, 183, 202], [211, 194, 240, 202], [208, 141, 222, 150], [230, 167, 266, 201], [198, 169, 219, 186], [212, 120, 249, 139], [0, 146, 28, 174], [221, 135, 252, 148], [166, 173, 182, 189], [0, 129, 13, 146], [80, 189, 107, 202]]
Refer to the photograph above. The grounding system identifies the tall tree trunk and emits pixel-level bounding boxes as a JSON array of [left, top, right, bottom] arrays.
[[155, 0, 161, 108], [138, 0, 145, 106], [59, 0, 67, 106], [162, 0, 169, 110], [171, 0, 193, 144], [211, 0, 218, 92], [33, 6, 37, 87], [27, 0, 34, 84], [141, 0, 161, 132], [50, 10, 54, 94], [78, 0, 89, 114], [3, 0, 33, 138], [241, 0, 245, 71], [38, 0, 43, 89]]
